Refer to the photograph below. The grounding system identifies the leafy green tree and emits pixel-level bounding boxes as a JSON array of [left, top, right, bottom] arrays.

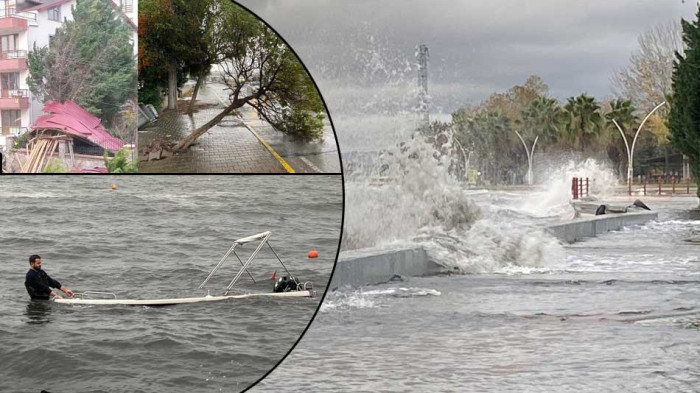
[[603, 99, 638, 178], [482, 75, 549, 128], [668, 7, 700, 198], [522, 96, 566, 147], [452, 109, 521, 184], [171, 1, 326, 151], [42, 158, 68, 173], [27, 0, 136, 124], [180, 0, 229, 113], [563, 94, 604, 151], [104, 147, 138, 173]]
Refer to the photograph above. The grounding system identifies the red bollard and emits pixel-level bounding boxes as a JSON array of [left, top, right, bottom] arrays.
[[571, 177, 578, 199], [658, 176, 662, 195], [643, 176, 647, 196], [579, 177, 583, 198], [585, 178, 589, 197]]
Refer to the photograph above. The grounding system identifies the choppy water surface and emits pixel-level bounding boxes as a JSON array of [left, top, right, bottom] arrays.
[[256, 196, 700, 392], [0, 175, 342, 393]]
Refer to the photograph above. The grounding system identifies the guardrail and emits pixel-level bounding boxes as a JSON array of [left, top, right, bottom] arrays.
[[0, 50, 26, 59], [0, 7, 37, 21], [0, 89, 28, 98], [634, 175, 694, 196], [1, 125, 26, 136]]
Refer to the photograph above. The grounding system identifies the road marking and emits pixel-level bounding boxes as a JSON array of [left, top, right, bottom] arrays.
[[211, 85, 295, 173], [299, 156, 322, 173], [241, 123, 295, 173]]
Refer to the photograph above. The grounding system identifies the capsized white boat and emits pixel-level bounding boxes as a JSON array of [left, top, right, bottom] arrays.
[[54, 231, 315, 306]]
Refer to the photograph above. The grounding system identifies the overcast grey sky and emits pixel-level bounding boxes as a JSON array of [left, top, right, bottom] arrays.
[[238, 0, 696, 112]]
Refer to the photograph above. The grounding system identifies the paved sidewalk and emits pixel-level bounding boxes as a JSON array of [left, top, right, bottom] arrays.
[[138, 83, 288, 173], [208, 87, 342, 174]]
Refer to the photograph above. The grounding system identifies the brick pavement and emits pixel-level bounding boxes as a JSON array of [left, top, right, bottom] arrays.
[[138, 84, 287, 173]]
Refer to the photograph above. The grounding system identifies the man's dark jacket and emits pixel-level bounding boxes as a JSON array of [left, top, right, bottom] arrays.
[[25, 269, 61, 300]]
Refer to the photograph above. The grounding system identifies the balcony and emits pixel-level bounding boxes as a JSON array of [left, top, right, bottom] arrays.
[[0, 15, 26, 35], [1, 125, 26, 136], [0, 50, 27, 71], [112, 0, 133, 14], [0, 88, 28, 109]]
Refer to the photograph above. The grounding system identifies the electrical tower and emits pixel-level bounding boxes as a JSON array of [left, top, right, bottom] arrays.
[[417, 44, 430, 129]]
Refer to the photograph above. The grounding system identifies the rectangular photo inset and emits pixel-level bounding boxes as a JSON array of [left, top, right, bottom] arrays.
[[137, 0, 341, 174], [1, 0, 137, 173], [0, 174, 343, 392]]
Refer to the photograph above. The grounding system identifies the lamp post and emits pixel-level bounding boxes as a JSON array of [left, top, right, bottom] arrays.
[[514, 130, 538, 185], [610, 101, 666, 187], [453, 137, 471, 183]]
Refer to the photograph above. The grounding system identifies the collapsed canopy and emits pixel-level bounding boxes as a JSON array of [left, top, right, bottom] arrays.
[[32, 100, 124, 153]]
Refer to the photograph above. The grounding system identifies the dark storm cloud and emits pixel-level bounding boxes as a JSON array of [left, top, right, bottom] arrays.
[[239, 0, 696, 110]]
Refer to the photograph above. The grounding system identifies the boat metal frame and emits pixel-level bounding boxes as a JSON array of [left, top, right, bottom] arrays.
[[54, 231, 314, 306]]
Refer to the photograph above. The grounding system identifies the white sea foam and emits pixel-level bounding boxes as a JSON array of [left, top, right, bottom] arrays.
[[321, 286, 441, 312]]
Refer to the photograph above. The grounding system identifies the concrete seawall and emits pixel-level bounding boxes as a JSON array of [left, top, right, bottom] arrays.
[[330, 246, 445, 289], [544, 210, 658, 243], [332, 211, 659, 289]]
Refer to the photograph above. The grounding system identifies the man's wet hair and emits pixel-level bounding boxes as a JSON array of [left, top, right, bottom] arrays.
[[29, 254, 41, 264]]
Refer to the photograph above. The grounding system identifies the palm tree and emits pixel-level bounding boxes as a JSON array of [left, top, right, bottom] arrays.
[[604, 99, 638, 178], [522, 96, 566, 147], [563, 94, 604, 151]]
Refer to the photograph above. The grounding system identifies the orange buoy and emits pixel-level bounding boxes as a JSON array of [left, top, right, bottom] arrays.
[[308, 249, 318, 258], [111, 184, 117, 190]]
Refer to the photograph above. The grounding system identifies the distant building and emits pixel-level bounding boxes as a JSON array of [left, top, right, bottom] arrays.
[[0, 0, 136, 149]]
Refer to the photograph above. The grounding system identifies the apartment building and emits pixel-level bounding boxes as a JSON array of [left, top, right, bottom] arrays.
[[0, 0, 136, 148]]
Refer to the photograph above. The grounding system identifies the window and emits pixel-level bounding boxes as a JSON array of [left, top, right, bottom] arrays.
[[0, 72, 19, 98], [120, 0, 133, 13], [48, 6, 60, 22], [0, 34, 17, 57], [1, 110, 21, 136]]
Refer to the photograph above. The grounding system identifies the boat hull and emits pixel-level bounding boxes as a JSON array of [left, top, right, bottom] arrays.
[[53, 291, 313, 306]]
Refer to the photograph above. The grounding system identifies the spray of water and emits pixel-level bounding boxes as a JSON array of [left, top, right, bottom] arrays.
[[323, 33, 629, 274], [520, 158, 622, 219]]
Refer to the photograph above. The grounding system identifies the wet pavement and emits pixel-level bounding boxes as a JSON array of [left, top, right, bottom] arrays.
[[138, 82, 341, 173]]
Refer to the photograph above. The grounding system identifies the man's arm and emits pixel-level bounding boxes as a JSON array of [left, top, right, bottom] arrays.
[[46, 274, 74, 298], [59, 286, 74, 298]]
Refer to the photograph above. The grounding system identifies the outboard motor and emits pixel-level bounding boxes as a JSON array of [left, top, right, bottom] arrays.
[[273, 276, 301, 293]]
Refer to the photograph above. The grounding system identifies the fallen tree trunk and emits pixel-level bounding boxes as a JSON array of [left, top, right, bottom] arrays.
[[171, 100, 240, 152]]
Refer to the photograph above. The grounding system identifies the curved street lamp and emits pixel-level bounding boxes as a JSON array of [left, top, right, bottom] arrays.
[[611, 101, 666, 186], [453, 137, 471, 183], [514, 130, 538, 185]]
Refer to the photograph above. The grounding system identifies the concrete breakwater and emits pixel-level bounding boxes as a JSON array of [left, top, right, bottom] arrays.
[[330, 246, 444, 289], [544, 211, 658, 243], [331, 210, 659, 289]]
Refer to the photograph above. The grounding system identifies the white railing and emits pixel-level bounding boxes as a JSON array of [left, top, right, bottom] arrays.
[[0, 4, 37, 21]]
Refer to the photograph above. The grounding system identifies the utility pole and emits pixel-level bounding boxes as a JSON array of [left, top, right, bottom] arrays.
[[417, 44, 429, 129], [611, 101, 666, 187]]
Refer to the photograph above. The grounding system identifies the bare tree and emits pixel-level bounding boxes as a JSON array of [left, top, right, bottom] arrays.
[[611, 21, 684, 112]]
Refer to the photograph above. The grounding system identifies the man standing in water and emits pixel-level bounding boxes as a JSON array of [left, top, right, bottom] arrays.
[[25, 255, 74, 300]]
